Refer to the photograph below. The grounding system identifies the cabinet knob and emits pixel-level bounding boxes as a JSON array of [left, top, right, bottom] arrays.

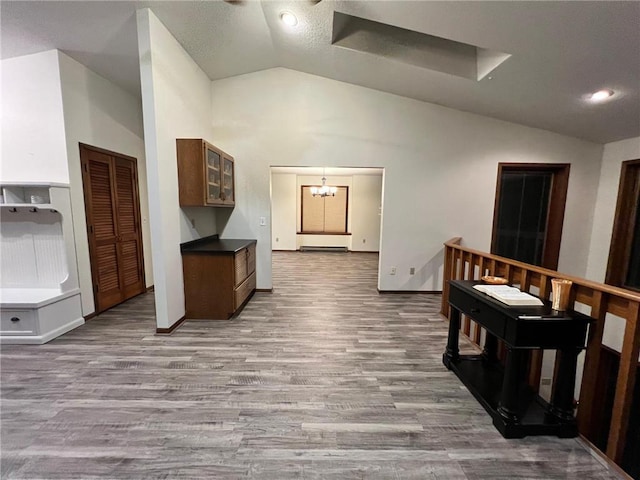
[[10, 317, 20, 322]]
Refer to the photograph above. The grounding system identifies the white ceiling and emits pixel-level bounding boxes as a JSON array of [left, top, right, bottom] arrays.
[[2, 0, 639, 144]]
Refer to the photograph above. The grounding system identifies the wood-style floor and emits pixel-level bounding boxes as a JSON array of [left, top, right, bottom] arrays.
[[1, 252, 621, 479]]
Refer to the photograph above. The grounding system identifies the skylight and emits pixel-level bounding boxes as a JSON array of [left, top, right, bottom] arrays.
[[332, 12, 511, 81]]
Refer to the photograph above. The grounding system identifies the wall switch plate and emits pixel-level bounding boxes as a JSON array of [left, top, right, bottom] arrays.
[[190, 218, 196, 228], [260, 217, 266, 226], [410, 267, 415, 275]]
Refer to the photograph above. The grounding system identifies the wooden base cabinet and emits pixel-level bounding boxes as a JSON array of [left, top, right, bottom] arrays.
[[181, 237, 256, 320]]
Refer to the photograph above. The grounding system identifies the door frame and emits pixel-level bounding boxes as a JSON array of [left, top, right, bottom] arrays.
[[79, 143, 146, 313], [490, 163, 570, 270], [605, 158, 640, 290]]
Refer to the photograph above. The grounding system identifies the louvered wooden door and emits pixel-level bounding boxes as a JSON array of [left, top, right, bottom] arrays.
[[81, 144, 145, 313]]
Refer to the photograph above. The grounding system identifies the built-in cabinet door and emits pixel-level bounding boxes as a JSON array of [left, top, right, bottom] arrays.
[[205, 144, 222, 205], [113, 158, 145, 301], [222, 155, 235, 205], [81, 144, 145, 314]]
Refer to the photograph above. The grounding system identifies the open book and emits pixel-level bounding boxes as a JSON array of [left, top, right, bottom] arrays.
[[473, 284, 544, 306]]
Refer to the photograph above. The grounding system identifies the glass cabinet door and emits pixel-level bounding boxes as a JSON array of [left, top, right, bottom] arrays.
[[206, 147, 221, 204], [222, 156, 234, 204]]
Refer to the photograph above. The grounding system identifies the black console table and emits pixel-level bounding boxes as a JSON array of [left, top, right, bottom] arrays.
[[442, 280, 591, 438]]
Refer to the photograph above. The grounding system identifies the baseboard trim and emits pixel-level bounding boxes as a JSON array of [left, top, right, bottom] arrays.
[[156, 315, 186, 334], [578, 434, 633, 480], [84, 312, 97, 321], [300, 246, 348, 252], [378, 289, 442, 294], [255, 288, 273, 293], [146, 285, 155, 292]]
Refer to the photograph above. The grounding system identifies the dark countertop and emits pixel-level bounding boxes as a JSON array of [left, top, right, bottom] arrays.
[[180, 235, 256, 254]]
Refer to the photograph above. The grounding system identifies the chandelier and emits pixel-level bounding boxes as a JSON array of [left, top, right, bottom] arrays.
[[310, 175, 337, 197]]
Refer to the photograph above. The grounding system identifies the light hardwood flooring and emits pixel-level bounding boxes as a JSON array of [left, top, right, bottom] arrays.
[[1, 252, 621, 479]]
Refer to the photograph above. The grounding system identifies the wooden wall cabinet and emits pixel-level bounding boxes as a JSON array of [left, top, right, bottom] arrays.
[[177, 139, 235, 207], [181, 237, 256, 319]]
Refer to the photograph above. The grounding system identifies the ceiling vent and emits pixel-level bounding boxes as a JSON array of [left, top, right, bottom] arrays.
[[332, 12, 511, 81]]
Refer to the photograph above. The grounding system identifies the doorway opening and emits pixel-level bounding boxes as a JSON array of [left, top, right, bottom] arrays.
[[270, 166, 384, 287]]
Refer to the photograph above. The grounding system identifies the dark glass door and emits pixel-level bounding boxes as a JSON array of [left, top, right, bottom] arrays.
[[494, 171, 552, 266], [607, 160, 640, 290], [491, 164, 569, 270]]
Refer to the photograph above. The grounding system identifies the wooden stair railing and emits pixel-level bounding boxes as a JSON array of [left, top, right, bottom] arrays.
[[441, 237, 640, 471]]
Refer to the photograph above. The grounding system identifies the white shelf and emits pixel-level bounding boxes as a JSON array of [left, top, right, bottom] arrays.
[[1, 204, 55, 210]]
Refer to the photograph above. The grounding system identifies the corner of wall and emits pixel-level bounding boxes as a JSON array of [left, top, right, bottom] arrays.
[[585, 136, 640, 282]]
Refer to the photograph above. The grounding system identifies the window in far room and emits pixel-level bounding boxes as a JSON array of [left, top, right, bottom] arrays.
[[300, 186, 348, 233]]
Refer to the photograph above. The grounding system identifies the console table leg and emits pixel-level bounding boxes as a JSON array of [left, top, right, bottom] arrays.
[[443, 307, 461, 369], [482, 332, 498, 363], [497, 347, 523, 423], [548, 348, 580, 423]]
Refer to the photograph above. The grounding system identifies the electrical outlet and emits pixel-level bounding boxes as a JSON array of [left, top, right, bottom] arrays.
[[362, 238, 366, 243], [276, 237, 279, 242], [390, 267, 397, 275], [190, 218, 196, 228], [410, 267, 415, 275]]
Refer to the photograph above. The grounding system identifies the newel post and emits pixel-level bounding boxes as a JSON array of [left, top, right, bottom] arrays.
[[606, 301, 640, 463], [441, 245, 453, 317]]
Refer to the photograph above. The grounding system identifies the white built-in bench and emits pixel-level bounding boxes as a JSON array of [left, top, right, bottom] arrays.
[[0, 183, 84, 344]]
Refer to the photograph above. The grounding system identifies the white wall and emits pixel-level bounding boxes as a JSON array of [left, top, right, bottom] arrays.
[[137, 9, 217, 329], [1, 50, 68, 183], [271, 172, 297, 250], [210, 68, 603, 291], [58, 52, 154, 315], [351, 174, 383, 252], [586, 136, 640, 282]]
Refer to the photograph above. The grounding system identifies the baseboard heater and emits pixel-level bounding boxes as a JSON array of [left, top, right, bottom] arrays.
[[300, 246, 348, 252]]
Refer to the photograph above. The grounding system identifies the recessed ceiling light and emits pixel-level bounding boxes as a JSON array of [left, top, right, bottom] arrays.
[[589, 89, 614, 102], [280, 11, 298, 27]]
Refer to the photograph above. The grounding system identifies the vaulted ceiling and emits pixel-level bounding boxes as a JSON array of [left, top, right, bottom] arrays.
[[2, 0, 639, 144]]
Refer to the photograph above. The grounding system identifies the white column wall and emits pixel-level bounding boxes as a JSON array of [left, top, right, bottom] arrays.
[[351, 175, 383, 252], [271, 173, 297, 250], [137, 9, 217, 329]]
